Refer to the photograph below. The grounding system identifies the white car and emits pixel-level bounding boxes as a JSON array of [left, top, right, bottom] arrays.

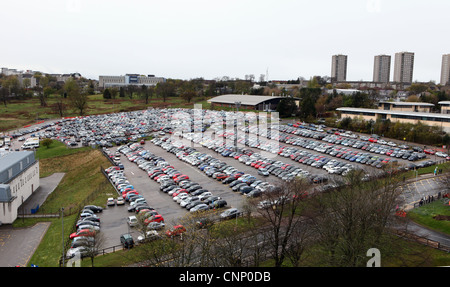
[[66, 246, 91, 259], [436, 152, 448, 158], [131, 198, 147, 207], [175, 193, 189, 203], [77, 224, 100, 232], [198, 192, 213, 201], [107, 197, 115, 206], [116, 197, 125, 205], [127, 216, 138, 227], [137, 230, 160, 243]]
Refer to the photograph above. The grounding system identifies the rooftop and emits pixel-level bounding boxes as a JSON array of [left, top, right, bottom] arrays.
[[379, 101, 434, 107], [0, 151, 36, 184], [207, 94, 288, 106], [337, 107, 450, 119]]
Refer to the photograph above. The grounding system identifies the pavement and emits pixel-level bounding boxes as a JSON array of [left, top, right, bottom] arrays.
[[0, 222, 50, 267], [21, 173, 65, 214]]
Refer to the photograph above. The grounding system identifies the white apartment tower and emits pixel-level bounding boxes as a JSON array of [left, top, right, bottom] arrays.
[[373, 55, 391, 83], [393, 52, 414, 83], [440, 54, 450, 86], [331, 54, 348, 82]]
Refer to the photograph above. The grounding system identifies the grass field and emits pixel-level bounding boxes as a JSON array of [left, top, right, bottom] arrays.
[[0, 94, 212, 133], [407, 199, 450, 235]]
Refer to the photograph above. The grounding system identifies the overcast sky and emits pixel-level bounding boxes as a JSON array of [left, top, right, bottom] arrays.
[[1, 0, 449, 82]]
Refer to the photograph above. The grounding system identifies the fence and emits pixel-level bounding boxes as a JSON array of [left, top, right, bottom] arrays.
[[393, 229, 450, 253]]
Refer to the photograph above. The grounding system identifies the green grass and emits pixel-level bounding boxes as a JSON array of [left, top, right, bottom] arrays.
[[407, 199, 450, 235], [36, 140, 91, 163], [12, 147, 116, 267]]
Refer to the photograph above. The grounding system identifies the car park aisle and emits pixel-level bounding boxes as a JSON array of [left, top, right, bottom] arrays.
[[141, 141, 245, 211]]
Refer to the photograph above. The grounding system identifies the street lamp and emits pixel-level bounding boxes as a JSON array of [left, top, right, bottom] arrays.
[[61, 207, 65, 267]]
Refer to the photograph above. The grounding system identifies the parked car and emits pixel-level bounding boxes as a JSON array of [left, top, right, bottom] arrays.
[[165, 225, 186, 237], [189, 203, 209, 213], [137, 230, 161, 243], [107, 197, 116, 206], [220, 208, 240, 220], [69, 228, 96, 240], [209, 199, 227, 209], [70, 237, 95, 249], [116, 197, 125, 205], [66, 246, 92, 259], [146, 222, 166, 230], [144, 214, 164, 225], [127, 215, 138, 227], [83, 205, 103, 213], [120, 233, 134, 248], [77, 224, 100, 232]]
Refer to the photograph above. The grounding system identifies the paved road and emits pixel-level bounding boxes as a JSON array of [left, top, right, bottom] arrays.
[[0, 222, 50, 267]]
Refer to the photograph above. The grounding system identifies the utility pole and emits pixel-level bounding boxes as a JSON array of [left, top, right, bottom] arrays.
[[61, 207, 65, 267]]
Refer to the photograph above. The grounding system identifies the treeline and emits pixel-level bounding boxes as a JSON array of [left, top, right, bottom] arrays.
[[0, 73, 93, 116]]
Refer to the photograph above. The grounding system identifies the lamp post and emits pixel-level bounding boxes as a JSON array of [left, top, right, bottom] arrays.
[[234, 102, 241, 149], [61, 207, 65, 267]]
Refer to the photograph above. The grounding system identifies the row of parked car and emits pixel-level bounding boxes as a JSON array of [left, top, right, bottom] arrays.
[[276, 123, 436, 162], [236, 122, 432, 176], [154, 135, 277, 198], [179, 128, 331, 185], [66, 205, 103, 259]]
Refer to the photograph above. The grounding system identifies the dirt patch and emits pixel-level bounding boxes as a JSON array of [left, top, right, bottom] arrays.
[[433, 214, 450, 221]]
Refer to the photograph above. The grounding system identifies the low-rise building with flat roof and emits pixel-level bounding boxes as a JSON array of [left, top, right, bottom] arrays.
[[207, 94, 298, 111], [0, 151, 39, 224]]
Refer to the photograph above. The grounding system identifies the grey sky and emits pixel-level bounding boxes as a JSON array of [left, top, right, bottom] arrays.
[[1, 0, 449, 82]]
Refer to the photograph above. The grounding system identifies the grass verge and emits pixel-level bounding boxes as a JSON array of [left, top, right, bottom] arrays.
[[12, 147, 116, 266]]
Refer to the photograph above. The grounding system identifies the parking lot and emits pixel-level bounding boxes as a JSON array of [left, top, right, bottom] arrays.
[[2, 108, 446, 256]]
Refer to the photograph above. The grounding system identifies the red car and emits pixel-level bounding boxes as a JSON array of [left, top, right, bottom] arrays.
[[424, 149, 436, 155], [216, 174, 228, 181], [174, 175, 189, 183], [69, 228, 96, 239], [165, 225, 186, 237], [144, 214, 164, 225]]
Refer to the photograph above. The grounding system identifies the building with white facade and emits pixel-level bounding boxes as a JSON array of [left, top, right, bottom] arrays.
[[0, 151, 39, 225], [99, 74, 166, 88]]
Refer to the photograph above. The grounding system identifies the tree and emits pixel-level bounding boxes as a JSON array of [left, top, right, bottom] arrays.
[[156, 81, 176, 102], [103, 88, 111, 99], [276, 97, 298, 118], [249, 178, 312, 267], [41, 138, 53, 148], [306, 169, 404, 267], [65, 78, 88, 116], [408, 83, 429, 96]]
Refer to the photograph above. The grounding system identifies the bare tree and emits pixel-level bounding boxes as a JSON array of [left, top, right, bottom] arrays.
[[251, 178, 311, 267], [305, 168, 404, 267]]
